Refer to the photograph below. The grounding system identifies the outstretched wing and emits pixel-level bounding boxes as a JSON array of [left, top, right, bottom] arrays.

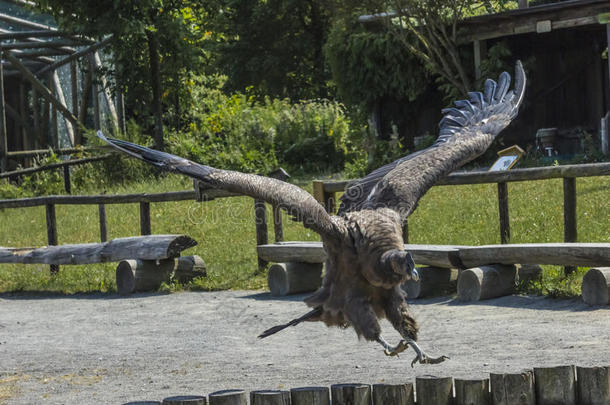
[[97, 132, 340, 239], [339, 61, 526, 219]]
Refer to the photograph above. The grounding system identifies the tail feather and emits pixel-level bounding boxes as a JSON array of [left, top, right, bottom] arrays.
[[258, 306, 322, 339]]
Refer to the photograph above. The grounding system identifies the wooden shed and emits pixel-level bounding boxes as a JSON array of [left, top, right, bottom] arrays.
[[462, 0, 610, 154], [361, 0, 610, 156], [0, 0, 123, 173]]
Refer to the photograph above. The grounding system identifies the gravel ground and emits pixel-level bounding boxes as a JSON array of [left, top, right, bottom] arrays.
[[1, 290, 609, 404]]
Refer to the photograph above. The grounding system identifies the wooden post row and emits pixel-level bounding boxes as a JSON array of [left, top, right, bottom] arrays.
[[128, 366, 610, 405]]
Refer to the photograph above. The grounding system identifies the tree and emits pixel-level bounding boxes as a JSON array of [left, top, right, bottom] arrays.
[[377, 0, 515, 97], [34, 0, 210, 149], [206, 0, 332, 100]]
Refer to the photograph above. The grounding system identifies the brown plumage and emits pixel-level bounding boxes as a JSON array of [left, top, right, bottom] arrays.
[[98, 62, 526, 366]]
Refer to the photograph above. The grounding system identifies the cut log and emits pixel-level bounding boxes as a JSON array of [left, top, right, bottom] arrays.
[[582, 267, 610, 305], [330, 383, 371, 405], [372, 383, 414, 405], [489, 370, 535, 405], [268, 262, 322, 296], [459, 243, 610, 268], [257, 242, 464, 268], [208, 390, 247, 405], [457, 265, 517, 302], [116, 256, 206, 295], [454, 378, 490, 405], [257, 242, 610, 270], [249, 390, 290, 405], [576, 366, 610, 405], [534, 366, 576, 405], [162, 396, 206, 405], [290, 387, 330, 405], [415, 376, 453, 405], [0, 234, 197, 265], [517, 264, 543, 284], [403, 267, 458, 299]]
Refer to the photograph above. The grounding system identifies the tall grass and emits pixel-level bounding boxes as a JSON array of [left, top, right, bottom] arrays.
[[0, 174, 608, 295]]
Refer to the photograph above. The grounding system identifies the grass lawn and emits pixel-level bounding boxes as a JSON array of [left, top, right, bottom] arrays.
[[0, 172, 608, 296]]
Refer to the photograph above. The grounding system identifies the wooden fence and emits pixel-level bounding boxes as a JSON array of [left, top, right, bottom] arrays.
[[0, 181, 285, 272], [313, 161, 610, 248], [0, 152, 112, 194], [126, 365, 610, 405]]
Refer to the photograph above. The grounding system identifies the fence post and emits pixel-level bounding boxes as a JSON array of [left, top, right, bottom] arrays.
[[415, 376, 453, 405], [372, 383, 415, 405], [563, 177, 577, 274], [497, 182, 510, 243], [63, 165, 71, 194], [290, 387, 330, 405], [98, 203, 107, 242], [254, 199, 268, 271], [250, 390, 290, 405], [312, 180, 335, 213], [45, 203, 59, 273], [140, 202, 151, 235], [0, 49, 7, 173], [331, 383, 371, 405], [534, 365, 576, 405], [272, 205, 283, 242], [208, 389, 247, 405]]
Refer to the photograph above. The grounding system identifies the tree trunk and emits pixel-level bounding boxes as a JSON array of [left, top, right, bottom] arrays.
[[146, 29, 164, 150]]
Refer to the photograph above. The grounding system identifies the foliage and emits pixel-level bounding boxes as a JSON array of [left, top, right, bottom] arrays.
[[365, 0, 516, 99], [163, 76, 354, 174], [34, 0, 211, 136], [0, 180, 26, 200], [205, 0, 332, 100], [325, 16, 428, 110]]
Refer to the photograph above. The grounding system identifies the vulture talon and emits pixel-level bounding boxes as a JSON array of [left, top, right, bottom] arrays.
[[407, 339, 449, 367]]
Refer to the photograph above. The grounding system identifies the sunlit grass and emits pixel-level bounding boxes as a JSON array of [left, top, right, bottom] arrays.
[[0, 174, 608, 295]]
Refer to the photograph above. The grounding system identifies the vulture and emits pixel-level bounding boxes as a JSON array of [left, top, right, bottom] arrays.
[[98, 61, 525, 366]]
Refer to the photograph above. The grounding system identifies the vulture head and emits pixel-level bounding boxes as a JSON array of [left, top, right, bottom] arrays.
[[98, 62, 526, 367]]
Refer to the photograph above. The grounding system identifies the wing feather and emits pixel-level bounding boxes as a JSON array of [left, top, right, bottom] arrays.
[[97, 132, 340, 239], [338, 61, 526, 218]]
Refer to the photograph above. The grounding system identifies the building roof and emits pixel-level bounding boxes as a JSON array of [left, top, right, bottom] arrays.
[[360, 0, 610, 43]]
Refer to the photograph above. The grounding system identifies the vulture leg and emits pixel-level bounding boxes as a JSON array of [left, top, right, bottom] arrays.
[[384, 287, 449, 366], [377, 335, 409, 356]]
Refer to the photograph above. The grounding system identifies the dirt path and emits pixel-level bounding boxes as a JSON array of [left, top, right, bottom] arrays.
[[1, 291, 609, 404]]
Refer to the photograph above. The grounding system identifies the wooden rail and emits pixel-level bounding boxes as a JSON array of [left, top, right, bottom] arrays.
[[0, 153, 112, 194], [0, 184, 285, 273], [313, 163, 610, 264], [128, 365, 610, 405], [257, 241, 610, 268]]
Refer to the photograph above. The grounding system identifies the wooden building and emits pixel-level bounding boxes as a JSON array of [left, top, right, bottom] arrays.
[[362, 0, 610, 157], [0, 0, 122, 173], [462, 0, 610, 155]]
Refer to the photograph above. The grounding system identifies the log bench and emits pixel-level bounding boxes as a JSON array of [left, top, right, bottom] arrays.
[[0, 234, 205, 295], [257, 241, 610, 300]]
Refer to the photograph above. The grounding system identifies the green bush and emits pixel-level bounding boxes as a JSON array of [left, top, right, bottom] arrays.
[[165, 75, 354, 175]]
